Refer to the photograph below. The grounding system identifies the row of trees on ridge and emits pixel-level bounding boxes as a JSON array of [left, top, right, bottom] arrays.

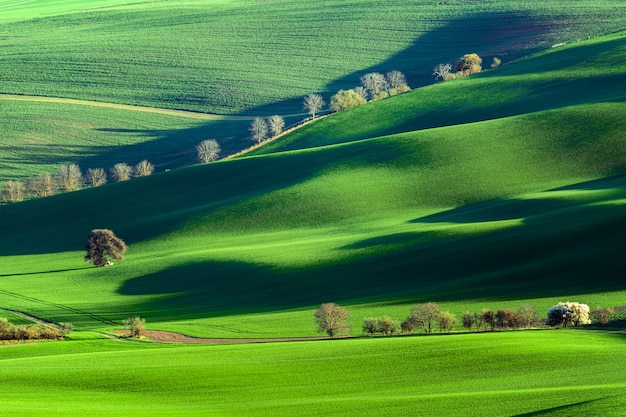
[[314, 301, 593, 338], [1, 160, 155, 203], [303, 69, 411, 119], [1, 53, 496, 202]]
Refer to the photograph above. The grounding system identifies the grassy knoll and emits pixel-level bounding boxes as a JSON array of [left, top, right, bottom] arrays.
[[1, 0, 625, 114], [0, 331, 625, 416]]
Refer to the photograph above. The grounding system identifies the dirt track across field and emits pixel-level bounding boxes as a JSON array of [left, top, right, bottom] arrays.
[[112, 329, 332, 344]]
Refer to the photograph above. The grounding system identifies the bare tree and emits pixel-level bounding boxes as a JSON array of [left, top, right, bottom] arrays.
[[354, 86, 368, 101], [250, 117, 269, 144], [124, 316, 146, 338], [196, 139, 221, 163], [314, 302, 350, 337], [377, 316, 399, 336], [362, 318, 378, 334], [1, 180, 25, 203], [360, 72, 389, 98], [110, 163, 132, 182], [86, 168, 107, 187], [408, 302, 441, 334], [437, 311, 456, 333], [27, 174, 54, 198], [56, 164, 83, 192], [386, 70, 407, 89], [330, 89, 367, 112], [85, 229, 127, 267], [268, 115, 285, 137], [134, 160, 154, 177], [303, 94, 325, 119], [433, 63, 453, 81], [518, 304, 538, 328]]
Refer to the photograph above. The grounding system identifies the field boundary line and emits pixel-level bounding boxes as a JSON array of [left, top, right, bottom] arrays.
[[0, 93, 251, 120]]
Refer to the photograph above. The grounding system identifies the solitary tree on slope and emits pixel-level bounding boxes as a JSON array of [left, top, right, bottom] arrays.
[[85, 229, 127, 267]]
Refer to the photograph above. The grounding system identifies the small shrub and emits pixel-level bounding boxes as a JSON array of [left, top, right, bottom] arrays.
[[371, 91, 389, 101], [124, 316, 146, 338], [401, 316, 417, 334], [377, 317, 398, 336], [462, 312, 475, 331], [362, 318, 378, 335], [482, 309, 496, 330], [437, 311, 456, 333], [388, 84, 411, 96]]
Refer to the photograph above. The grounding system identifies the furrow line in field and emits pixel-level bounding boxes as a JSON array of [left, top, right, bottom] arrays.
[[0, 289, 118, 326]]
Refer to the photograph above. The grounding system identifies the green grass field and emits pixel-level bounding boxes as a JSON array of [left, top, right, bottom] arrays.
[[1, 1, 626, 415], [1, 31, 626, 334], [2, 0, 624, 114], [3, 0, 626, 185], [1, 331, 625, 416], [0, 95, 303, 183]]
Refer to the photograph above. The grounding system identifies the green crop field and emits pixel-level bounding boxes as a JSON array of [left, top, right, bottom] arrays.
[[2, 0, 624, 114], [2, 32, 626, 336], [0, 95, 303, 183], [1, 331, 625, 416], [3, 0, 626, 186], [1, 0, 626, 415]]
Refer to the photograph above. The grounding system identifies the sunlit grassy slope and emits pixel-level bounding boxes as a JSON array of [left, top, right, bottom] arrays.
[[1, 0, 625, 114], [2, 331, 626, 416], [1, 31, 626, 336]]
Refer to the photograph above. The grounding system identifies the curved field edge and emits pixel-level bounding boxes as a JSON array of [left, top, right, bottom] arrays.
[[0, 331, 624, 416]]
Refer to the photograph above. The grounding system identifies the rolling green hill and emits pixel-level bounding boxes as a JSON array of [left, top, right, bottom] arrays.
[[254, 31, 626, 154], [2, 0, 626, 114], [3, 0, 626, 186], [1, 32, 626, 333], [2, 4, 626, 415], [2, 331, 625, 416]]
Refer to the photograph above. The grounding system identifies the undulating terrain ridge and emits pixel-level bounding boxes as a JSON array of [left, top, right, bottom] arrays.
[[2, 0, 626, 180], [1, 0, 626, 415]]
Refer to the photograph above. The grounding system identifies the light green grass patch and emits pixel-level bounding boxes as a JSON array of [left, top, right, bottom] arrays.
[[0, 331, 625, 416]]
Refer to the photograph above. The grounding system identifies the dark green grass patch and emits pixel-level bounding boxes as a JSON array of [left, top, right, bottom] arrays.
[[0, 331, 624, 416]]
